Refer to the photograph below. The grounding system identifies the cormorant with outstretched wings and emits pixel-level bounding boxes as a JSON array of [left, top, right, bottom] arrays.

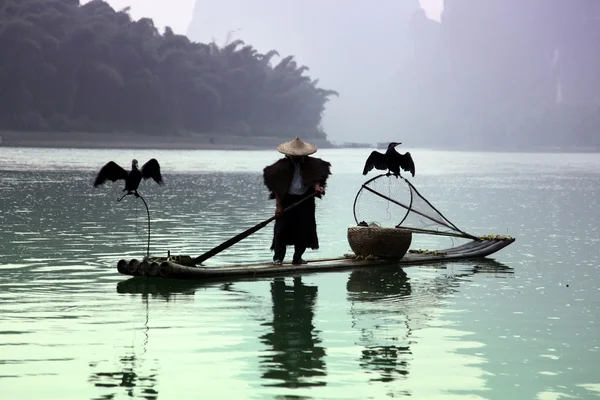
[[94, 158, 163, 196], [362, 142, 415, 178]]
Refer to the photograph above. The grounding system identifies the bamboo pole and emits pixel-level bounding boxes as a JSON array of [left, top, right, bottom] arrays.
[[193, 191, 319, 265]]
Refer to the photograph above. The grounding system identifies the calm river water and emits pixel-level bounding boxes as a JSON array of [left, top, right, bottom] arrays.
[[0, 147, 599, 399]]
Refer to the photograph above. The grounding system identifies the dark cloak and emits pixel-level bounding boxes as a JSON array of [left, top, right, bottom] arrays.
[[263, 156, 332, 250]]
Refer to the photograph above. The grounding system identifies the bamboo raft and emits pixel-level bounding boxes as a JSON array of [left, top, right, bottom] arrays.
[[114, 173, 517, 282], [116, 236, 515, 281]]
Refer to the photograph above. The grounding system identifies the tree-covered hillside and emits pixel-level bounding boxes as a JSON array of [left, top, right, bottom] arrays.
[[0, 0, 339, 139]]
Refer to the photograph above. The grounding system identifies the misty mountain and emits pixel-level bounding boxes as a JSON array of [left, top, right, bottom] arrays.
[[399, 0, 600, 149], [189, 0, 600, 150], [187, 0, 422, 144]]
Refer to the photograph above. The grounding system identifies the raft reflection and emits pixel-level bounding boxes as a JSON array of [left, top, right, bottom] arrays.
[[112, 259, 514, 395], [117, 278, 197, 301]]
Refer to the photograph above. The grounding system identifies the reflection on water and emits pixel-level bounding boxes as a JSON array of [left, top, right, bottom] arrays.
[[89, 351, 159, 400], [109, 261, 515, 398], [259, 277, 327, 388], [89, 299, 159, 400], [345, 261, 516, 397], [347, 268, 412, 384], [117, 278, 198, 301]]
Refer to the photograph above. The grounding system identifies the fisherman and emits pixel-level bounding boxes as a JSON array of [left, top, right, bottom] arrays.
[[263, 137, 332, 265]]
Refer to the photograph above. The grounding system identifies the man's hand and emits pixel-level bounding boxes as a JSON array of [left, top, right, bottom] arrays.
[[314, 183, 325, 195], [275, 202, 284, 216]]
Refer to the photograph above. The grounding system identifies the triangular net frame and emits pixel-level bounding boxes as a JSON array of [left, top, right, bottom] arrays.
[[353, 174, 479, 240]]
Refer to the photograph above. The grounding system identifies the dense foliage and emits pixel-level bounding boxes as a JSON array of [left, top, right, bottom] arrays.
[[0, 0, 338, 139]]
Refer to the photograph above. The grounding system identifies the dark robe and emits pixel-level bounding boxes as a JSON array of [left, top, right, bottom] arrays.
[[263, 156, 331, 250]]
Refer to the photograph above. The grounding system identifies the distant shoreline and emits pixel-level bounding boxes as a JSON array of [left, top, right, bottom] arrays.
[[0, 130, 335, 151], [421, 143, 600, 154], [0, 130, 598, 153]]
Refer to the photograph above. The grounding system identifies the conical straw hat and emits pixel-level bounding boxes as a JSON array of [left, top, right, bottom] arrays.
[[277, 137, 317, 156]]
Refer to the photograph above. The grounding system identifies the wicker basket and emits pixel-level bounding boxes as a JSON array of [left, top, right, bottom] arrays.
[[347, 226, 412, 260]]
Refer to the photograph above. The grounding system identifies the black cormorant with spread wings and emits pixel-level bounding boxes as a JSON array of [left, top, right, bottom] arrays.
[[94, 158, 163, 196], [362, 142, 415, 178]]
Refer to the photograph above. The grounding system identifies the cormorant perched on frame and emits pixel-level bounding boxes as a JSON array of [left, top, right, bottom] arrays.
[[362, 142, 415, 178], [93, 158, 163, 196]]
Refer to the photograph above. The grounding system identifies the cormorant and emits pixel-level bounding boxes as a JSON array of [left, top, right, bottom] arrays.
[[94, 158, 163, 196], [362, 142, 415, 178]]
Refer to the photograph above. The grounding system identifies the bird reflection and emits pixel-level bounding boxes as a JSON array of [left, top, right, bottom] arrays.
[[347, 266, 413, 383], [89, 354, 158, 400], [89, 298, 158, 399], [259, 277, 326, 388]]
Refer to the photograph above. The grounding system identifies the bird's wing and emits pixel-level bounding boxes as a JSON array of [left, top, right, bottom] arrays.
[[93, 161, 128, 187], [396, 152, 415, 177], [362, 151, 388, 175], [141, 158, 163, 185]]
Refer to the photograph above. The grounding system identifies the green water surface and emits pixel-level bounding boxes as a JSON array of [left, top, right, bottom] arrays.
[[0, 147, 598, 399]]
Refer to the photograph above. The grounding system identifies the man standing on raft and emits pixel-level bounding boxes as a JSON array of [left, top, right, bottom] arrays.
[[263, 137, 332, 266]]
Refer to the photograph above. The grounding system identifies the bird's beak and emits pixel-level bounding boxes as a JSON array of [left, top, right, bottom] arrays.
[[395, 142, 402, 147]]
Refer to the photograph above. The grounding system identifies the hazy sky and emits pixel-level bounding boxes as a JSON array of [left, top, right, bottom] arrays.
[[85, 0, 443, 34], [419, 0, 443, 21]]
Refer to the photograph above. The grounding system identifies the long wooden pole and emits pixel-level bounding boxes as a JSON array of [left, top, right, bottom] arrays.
[[193, 191, 319, 265]]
